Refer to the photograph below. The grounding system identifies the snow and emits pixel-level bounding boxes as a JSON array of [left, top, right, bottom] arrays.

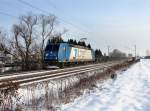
[[62, 59, 150, 111]]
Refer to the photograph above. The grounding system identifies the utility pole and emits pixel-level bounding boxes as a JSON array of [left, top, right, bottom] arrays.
[[79, 38, 87, 42], [107, 45, 110, 56], [134, 45, 136, 59]]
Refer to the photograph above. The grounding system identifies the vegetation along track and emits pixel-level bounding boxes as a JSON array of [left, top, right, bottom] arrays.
[[0, 61, 125, 88]]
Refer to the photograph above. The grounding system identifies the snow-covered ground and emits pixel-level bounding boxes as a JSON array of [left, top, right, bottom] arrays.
[[62, 59, 150, 111]]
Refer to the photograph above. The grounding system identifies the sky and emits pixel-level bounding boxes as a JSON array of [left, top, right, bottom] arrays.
[[0, 0, 150, 56]]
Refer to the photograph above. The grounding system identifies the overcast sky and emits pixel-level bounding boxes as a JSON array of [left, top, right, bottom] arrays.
[[0, 0, 150, 56]]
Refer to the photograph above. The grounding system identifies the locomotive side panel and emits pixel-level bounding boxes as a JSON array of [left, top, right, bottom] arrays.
[[44, 43, 95, 64], [69, 47, 78, 61], [58, 43, 71, 62], [78, 48, 93, 60], [69, 46, 94, 62]]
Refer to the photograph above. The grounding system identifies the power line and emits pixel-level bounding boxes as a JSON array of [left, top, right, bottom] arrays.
[[0, 11, 18, 18], [46, 0, 57, 10], [46, 0, 91, 34], [17, 0, 48, 14], [107, 45, 110, 56], [134, 45, 136, 58], [17, 0, 90, 34]]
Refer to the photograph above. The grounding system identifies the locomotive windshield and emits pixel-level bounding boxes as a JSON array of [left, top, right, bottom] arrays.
[[45, 44, 60, 51]]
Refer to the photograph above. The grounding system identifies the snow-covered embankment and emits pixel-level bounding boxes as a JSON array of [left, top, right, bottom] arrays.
[[62, 59, 150, 111]]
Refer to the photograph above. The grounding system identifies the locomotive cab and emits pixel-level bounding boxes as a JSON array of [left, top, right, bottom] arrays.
[[44, 42, 95, 68], [44, 44, 60, 66], [44, 43, 69, 68]]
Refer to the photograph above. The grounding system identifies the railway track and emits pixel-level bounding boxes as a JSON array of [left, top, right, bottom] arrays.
[[0, 61, 125, 88]]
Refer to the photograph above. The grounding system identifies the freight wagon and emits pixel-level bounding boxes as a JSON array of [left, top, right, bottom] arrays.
[[44, 42, 95, 68]]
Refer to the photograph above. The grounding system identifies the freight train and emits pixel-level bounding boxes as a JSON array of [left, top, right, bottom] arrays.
[[44, 42, 95, 68]]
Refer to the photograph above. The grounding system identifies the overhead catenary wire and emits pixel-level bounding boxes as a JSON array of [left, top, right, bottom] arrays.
[[46, 0, 57, 10], [0, 11, 18, 19], [17, 0, 90, 35], [46, 0, 92, 34], [0, 0, 91, 42], [0, 11, 86, 41]]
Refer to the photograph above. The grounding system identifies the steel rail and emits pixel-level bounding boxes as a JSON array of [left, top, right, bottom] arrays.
[[20, 65, 109, 86], [0, 62, 118, 82], [0, 65, 107, 88], [0, 62, 121, 88], [0, 63, 110, 84], [0, 60, 128, 89], [0, 61, 118, 78]]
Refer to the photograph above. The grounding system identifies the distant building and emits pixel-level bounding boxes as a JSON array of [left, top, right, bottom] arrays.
[[0, 51, 4, 64], [0, 51, 12, 65], [145, 56, 150, 59]]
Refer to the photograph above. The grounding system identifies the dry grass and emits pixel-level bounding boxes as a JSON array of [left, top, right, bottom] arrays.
[[0, 61, 136, 111]]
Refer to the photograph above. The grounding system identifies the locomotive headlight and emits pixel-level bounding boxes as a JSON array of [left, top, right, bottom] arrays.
[[46, 53, 49, 57]]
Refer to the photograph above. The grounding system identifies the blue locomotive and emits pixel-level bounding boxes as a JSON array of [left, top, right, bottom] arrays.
[[44, 42, 95, 68]]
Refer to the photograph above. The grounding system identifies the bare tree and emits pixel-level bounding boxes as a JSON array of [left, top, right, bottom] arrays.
[[12, 13, 38, 70], [0, 27, 19, 63], [38, 14, 68, 68], [0, 28, 7, 52], [146, 50, 150, 56], [38, 14, 58, 67], [1, 13, 68, 70], [110, 49, 126, 59]]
